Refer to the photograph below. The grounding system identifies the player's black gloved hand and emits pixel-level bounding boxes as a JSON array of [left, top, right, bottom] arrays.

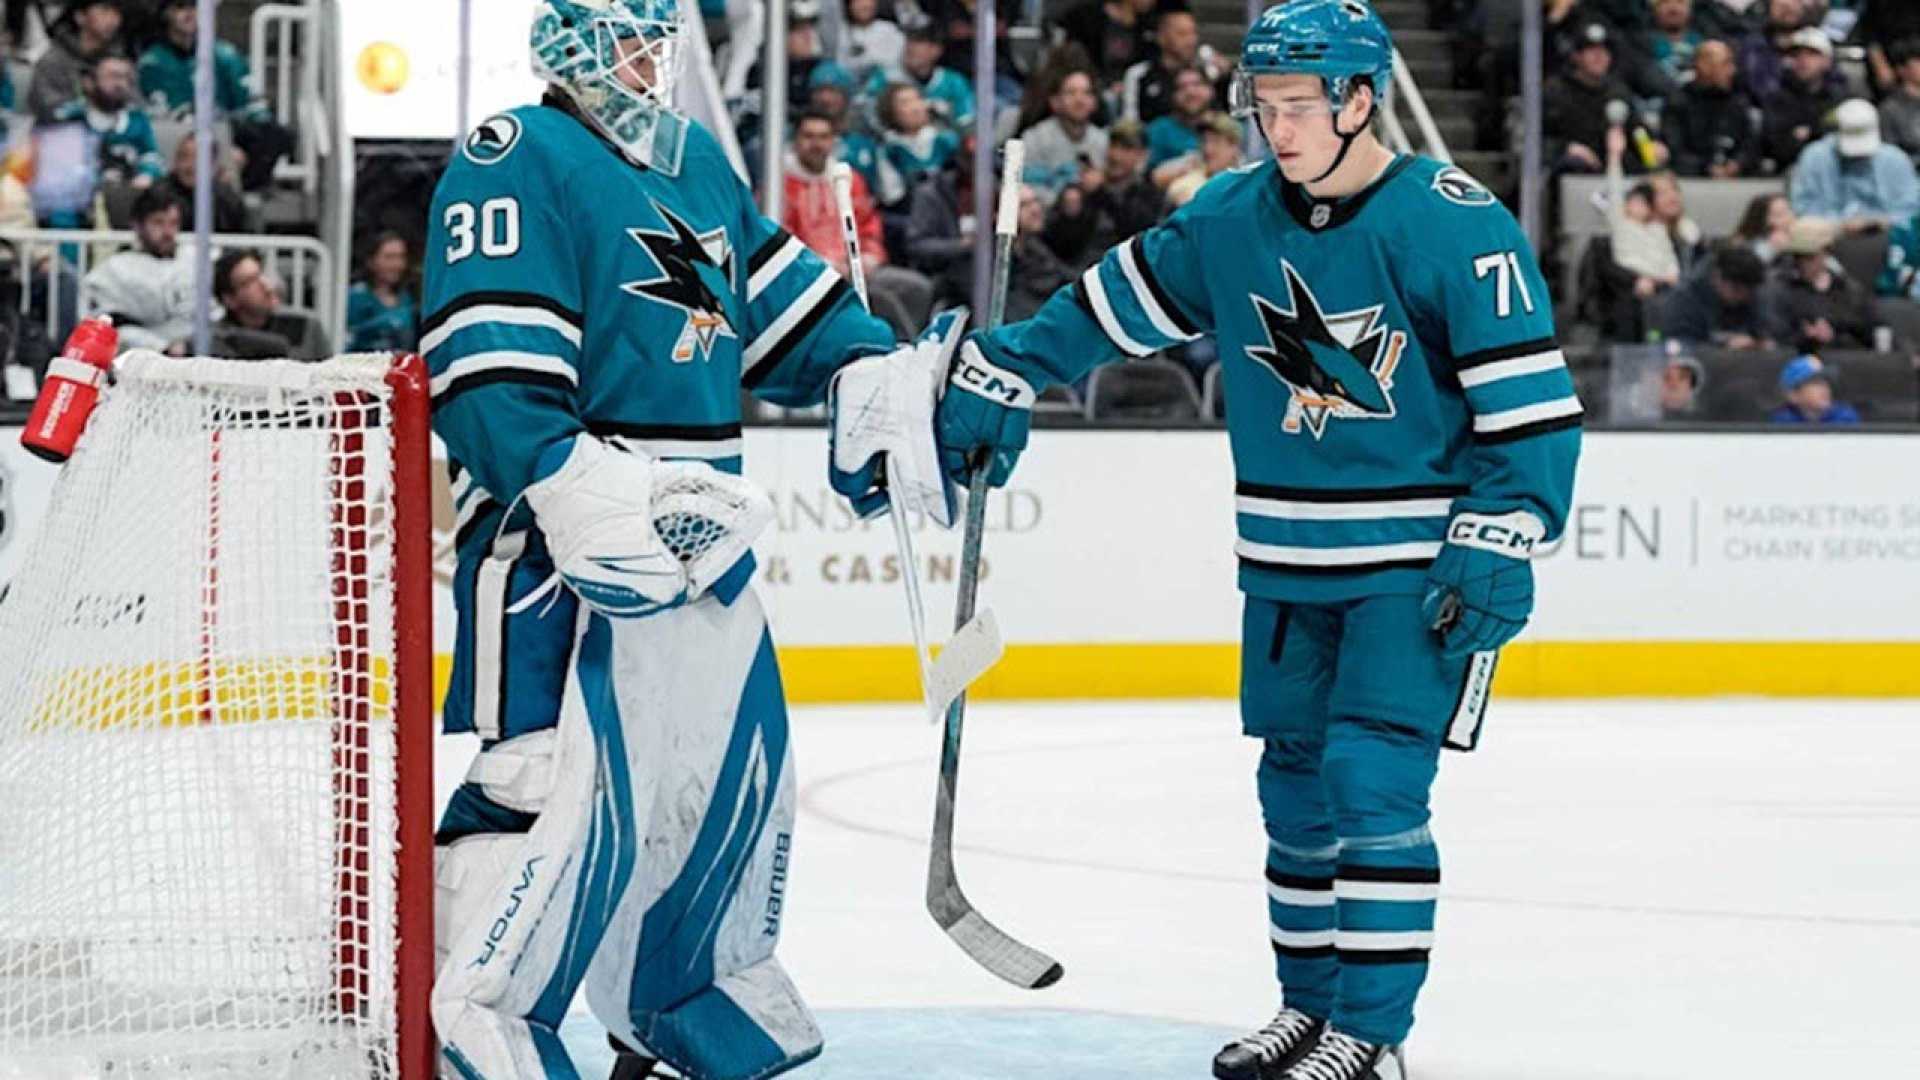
[[1420, 509, 1544, 657]]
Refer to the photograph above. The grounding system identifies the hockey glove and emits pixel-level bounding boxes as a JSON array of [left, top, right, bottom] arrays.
[[827, 308, 968, 527], [1420, 509, 1546, 657], [935, 336, 1038, 488], [522, 435, 689, 618]]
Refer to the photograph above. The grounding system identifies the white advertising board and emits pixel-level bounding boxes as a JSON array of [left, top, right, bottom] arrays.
[[338, 0, 545, 141]]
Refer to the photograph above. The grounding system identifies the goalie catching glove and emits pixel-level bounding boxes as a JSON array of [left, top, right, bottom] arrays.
[[1420, 508, 1545, 657], [522, 435, 773, 619], [827, 308, 971, 526]]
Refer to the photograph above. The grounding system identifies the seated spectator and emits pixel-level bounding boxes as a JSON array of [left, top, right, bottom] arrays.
[[1120, 10, 1226, 125], [1648, 0, 1704, 86], [345, 231, 418, 354], [1877, 208, 1920, 297], [1658, 242, 1773, 347], [1605, 127, 1681, 334], [1760, 28, 1851, 172], [1042, 119, 1164, 267], [138, 0, 294, 192], [904, 138, 978, 305], [875, 83, 961, 207], [1146, 66, 1213, 185], [28, 0, 121, 123], [1545, 21, 1660, 175], [1764, 217, 1881, 351], [805, 62, 882, 195], [1737, 0, 1815, 107], [1662, 40, 1759, 177], [1649, 172, 1709, 277], [52, 54, 162, 223], [1880, 38, 1920, 164], [212, 247, 328, 361], [837, 0, 904, 85], [1055, 0, 1157, 90], [157, 131, 250, 233], [1733, 191, 1797, 263], [1767, 353, 1860, 422], [1165, 111, 1242, 208], [1021, 67, 1107, 199], [1660, 352, 1706, 419], [1853, 0, 1920, 98], [1006, 186, 1077, 324], [1695, 0, 1766, 41], [81, 186, 195, 353], [1789, 99, 1920, 233], [920, 0, 1022, 106], [782, 109, 933, 335], [863, 26, 974, 132]]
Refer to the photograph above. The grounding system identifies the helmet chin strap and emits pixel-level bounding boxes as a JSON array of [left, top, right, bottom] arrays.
[[1304, 79, 1375, 187]]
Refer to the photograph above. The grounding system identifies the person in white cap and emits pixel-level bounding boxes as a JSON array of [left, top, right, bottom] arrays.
[[1789, 97, 1920, 235], [1760, 26, 1851, 170]]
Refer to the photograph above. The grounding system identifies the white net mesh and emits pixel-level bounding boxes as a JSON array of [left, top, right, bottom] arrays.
[[0, 354, 412, 1079]]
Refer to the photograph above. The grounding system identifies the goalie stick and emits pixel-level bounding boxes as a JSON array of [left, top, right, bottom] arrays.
[[925, 140, 1063, 990]]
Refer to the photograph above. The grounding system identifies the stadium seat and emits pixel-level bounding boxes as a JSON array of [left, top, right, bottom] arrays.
[[1085, 358, 1202, 421]]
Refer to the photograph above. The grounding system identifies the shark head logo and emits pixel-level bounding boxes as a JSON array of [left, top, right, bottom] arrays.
[[1244, 260, 1405, 439], [622, 199, 738, 363]]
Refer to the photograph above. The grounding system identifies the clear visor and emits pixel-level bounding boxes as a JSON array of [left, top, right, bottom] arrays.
[[1230, 67, 1339, 124], [596, 16, 685, 110]]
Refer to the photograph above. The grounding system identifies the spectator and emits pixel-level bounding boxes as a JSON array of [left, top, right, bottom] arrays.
[[1146, 65, 1213, 185], [1055, 0, 1158, 88], [1853, 0, 1920, 97], [138, 0, 295, 192], [157, 131, 250, 233], [212, 247, 329, 361], [1760, 27, 1850, 171], [1658, 242, 1773, 347], [1659, 352, 1706, 418], [863, 26, 974, 131], [1878, 209, 1920, 298], [1764, 217, 1881, 350], [1649, 172, 1709, 277], [1789, 99, 1920, 233], [1021, 67, 1107, 199], [920, 0, 1022, 105], [1166, 111, 1242, 208], [805, 62, 882, 196], [1695, 0, 1766, 41], [837, 0, 905, 85], [28, 0, 121, 123], [81, 185, 194, 353], [875, 83, 961, 207], [1120, 10, 1226, 125], [904, 138, 979, 306], [51, 53, 162, 224], [1648, 0, 1704, 86], [1880, 38, 1920, 164], [1006, 185, 1077, 323], [1662, 40, 1759, 176], [1733, 191, 1797, 263], [1737, 0, 1816, 107], [1604, 127, 1681, 335], [1545, 21, 1660, 175], [345, 231, 419, 354], [1767, 353, 1860, 422], [782, 109, 933, 335], [1041, 119, 1165, 268]]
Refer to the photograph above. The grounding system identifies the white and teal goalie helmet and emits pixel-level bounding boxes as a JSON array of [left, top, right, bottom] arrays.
[[531, 0, 691, 173]]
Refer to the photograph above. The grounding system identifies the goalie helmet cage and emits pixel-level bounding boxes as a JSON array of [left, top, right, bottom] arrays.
[[0, 352, 435, 1079]]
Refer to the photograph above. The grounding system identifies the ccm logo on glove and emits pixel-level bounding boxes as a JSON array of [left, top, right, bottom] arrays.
[[1446, 511, 1545, 559], [951, 345, 1037, 408]]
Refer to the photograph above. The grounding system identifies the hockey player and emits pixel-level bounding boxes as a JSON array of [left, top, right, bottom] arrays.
[[423, 2, 960, 1077], [935, 2, 1582, 1077]]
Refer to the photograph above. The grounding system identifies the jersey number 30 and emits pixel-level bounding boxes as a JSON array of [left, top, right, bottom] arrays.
[[445, 198, 522, 264], [1473, 251, 1536, 319]]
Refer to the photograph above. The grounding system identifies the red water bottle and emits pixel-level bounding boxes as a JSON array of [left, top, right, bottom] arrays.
[[22, 316, 119, 464]]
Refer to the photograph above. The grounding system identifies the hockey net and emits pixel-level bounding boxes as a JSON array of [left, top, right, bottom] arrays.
[[0, 352, 435, 1079]]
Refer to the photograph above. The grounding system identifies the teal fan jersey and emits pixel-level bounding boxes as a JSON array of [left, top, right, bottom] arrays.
[[975, 155, 1583, 603], [425, 102, 892, 739]]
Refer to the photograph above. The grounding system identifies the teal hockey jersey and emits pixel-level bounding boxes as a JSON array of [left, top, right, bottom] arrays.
[[424, 102, 893, 739], [974, 154, 1582, 603]]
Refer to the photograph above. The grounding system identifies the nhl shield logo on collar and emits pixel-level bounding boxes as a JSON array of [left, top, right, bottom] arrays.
[[1310, 203, 1331, 229]]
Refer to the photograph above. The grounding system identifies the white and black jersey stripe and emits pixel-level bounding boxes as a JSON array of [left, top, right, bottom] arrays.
[[740, 230, 850, 389], [1234, 482, 1466, 576], [1456, 337, 1585, 445], [589, 420, 745, 462], [422, 291, 585, 404]]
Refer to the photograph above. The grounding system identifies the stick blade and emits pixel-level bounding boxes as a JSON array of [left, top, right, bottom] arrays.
[[928, 883, 1065, 990], [924, 608, 1004, 722]]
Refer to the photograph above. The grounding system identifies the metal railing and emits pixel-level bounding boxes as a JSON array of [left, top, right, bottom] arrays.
[[249, 2, 323, 196], [1391, 47, 1451, 165], [0, 228, 336, 345]]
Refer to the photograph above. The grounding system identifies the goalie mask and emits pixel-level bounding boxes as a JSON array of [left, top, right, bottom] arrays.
[[532, 0, 691, 175]]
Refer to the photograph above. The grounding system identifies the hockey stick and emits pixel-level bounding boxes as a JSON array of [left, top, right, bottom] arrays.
[[925, 140, 1063, 990], [831, 162, 1003, 722]]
